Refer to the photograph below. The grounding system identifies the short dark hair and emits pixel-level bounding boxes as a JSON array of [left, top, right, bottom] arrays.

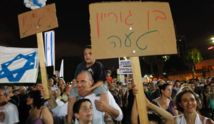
[[158, 83, 171, 95], [77, 70, 94, 82], [28, 90, 45, 109], [73, 99, 91, 114], [84, 45, 91, 50], [175, 87, 199, 112]]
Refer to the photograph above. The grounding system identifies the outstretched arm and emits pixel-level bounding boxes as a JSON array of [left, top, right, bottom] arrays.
[[146, 98, 174, 122], [131, 83, 175, 124], [131, 99, 139, 124], [131, 98, 174, 124], [67, 96, 76, 124]]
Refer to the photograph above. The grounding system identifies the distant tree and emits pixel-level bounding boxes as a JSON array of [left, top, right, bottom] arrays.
[[186, 48, 203, 78]]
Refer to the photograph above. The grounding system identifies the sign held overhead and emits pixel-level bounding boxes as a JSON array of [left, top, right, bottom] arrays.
[[89, 2, 177, 59], [18, 3, 58, 38]]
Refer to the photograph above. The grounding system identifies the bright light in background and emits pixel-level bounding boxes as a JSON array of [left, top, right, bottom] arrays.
[[162, 55, 170, 61], [210, 37, 214, 43], [208, 37, 214, 50], [123, 57, 127, 60]]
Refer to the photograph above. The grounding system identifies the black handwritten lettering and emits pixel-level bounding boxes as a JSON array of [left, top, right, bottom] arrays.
[[136, 30, 158, 51]]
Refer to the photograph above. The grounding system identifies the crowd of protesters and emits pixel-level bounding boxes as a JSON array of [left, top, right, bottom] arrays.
[[0, 45, 214, 124], [1, 73, 214, 124]]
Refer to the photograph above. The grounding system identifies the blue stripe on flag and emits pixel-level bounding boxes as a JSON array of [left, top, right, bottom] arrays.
[[32, 0, 43, 8], [44, 31, 55, 67], [45, 33, 48, 65], [50, 32, 53, 66]]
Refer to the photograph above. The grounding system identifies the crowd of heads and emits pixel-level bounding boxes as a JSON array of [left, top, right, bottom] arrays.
[[0, 56, 213, 124]]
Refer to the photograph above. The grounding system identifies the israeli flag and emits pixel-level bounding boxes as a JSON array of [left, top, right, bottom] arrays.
[[0, 46, 38, 83], [24, 0, 47, 9], [44, 31, 55, 67]]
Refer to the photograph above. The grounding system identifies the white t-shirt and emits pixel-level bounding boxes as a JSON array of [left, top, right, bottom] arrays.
[[175, 114, 207, 124], [52, 99, 68, 117], [75, 91, 123, 124], [0, 102, 19, 124]]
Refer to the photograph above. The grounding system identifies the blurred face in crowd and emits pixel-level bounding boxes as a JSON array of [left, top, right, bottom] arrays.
[[26, 96, 33, 105], [205, 86, 211, 94], [76, 71, 93, 96], [174, 81, 181, 88], [58, 79, 65, 91], [0, 89, 7, 104], [210, 85, 214, 93], [75, 101, 93, 124], [48, 78, 54, 87], [188, 83, 195, 91], [83, 48, 95, 65], [6, 87, 13, 100], [180, 92, 197, 113], [36, 83, 43, 91], [161, 85, 172, 98], [35, 83, 45, 97]]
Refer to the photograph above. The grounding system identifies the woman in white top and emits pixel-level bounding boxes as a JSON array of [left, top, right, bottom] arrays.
[[173, 87, 214, 124], [131, 84, 214, 124]]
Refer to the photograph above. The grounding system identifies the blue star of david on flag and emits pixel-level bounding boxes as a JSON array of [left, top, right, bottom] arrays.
[[0, 46, 38, 83]]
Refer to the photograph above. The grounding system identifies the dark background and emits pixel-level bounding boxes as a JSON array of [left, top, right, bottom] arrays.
[[0, 0, 214, 81]]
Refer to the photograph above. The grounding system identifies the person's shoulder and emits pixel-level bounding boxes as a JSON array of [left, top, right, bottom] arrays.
[[85, 93, 97, 99], [77, 62, 85, 67], [152, 97, 159, 103], [206, 119, 214, 124], [41, 106, 50, 111], [6, 102, 17, 109], [95, 61, 104, 66], [200, 115, 214, 124], [174, 114, 183, 122]]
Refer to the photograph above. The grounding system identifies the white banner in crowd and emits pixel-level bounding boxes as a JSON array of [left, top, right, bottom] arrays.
[[118, 60, 133, 74], [44, 30, 55, 67], [59, 59, 64, 78], [0, 46, 38, 83]]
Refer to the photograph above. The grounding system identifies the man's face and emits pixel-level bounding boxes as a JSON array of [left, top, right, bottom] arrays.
[[26, 96, 33, 105], [83, 48, 95, 65], [76, 72, 93, 96]]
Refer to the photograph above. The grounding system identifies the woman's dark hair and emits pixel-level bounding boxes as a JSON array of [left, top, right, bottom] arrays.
[[175, 87, 199, 112], [148, 113, 162, 124], [28, 90, 45, 109], [73, 99, 91, 114], [158, 83, 171, 95]]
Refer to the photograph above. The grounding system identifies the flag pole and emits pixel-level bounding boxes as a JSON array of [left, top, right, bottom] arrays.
[[37, 32, 50, 99]]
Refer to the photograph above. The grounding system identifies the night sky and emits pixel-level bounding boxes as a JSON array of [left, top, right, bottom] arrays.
[[0, 0, 214, 80], [0, 0, 214, 58]]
